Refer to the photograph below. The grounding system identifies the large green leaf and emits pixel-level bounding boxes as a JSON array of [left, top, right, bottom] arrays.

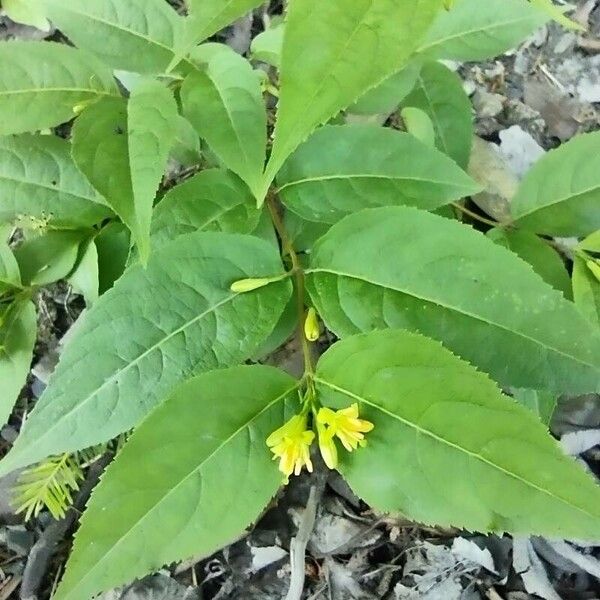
[[181, 44, 267, 198], [41, 0, 185, 74], [402, 60, 473, 168], [172, 0, 265, 69], [0, 300, 36, 427], [151, 169, 261, 252], [315, 330, 600, 539], [511, 132, 600, 237], [260, 0, 444, 200], [95, 223, 130, 294], [573, 256, 600, 327], [54, 366, 296, 600], [2, 0, 50, 30], [277, 124, 480, 224], [0, 41, 118, 135], [72, 84, 178, 263], [419, 0, 548, 61], [487, 228, 571, 298], [306, 207, 600, 393], [0, 232, 292, 477], [0, 135, 111, 229]]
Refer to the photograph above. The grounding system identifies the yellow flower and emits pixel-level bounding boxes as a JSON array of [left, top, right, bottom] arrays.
[[317, 404, 374, 453], [316, 419, 338, 470], [266, 414, 315, 478]]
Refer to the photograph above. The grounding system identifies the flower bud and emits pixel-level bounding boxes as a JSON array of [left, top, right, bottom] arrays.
[[230, 277, 273, 293], [304, 307, 320, 342]]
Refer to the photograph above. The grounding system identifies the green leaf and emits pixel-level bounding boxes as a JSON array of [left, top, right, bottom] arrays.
[[0, 41, 118, 135], [0, 135, 112, 229], [487, 228, 571, 298], [250, 21, 285, 68], [315, 329, 600, 539], [402, 60, 473, 168], [277, 124, 480, 224], [511, 388, 557, 426], [401, 107, 436, 147], [68, 240, 99, 307], [72, 84, 178, 263], [2, 0, 50, 30], [14, 230, 86, 287], [41, 0, 185, 74], [348, 61, 421, 116], [173, 0, 266, 69], [419, 0, 549, 61], [95, 223, 130, 295], [54, 365, 296, 600], [306, 206, 600, 393], [127, 80, 178, 263], [181, 44, 267, 198], [260, 0, 444, 199], [511, 132, 600, 237], [529, 0, 584, 30], [0, 300, 36, 427], [0, 232, 292, 477], [573, 256, 600, 327], [151, 169, 261, 253]]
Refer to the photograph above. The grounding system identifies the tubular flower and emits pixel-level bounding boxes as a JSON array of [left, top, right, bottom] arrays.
[[316, 419, 338, 470], [266, 414, 315, 478], [317, 404, 374, 453]]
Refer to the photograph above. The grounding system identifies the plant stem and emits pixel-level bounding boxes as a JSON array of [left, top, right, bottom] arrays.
[[266, 195, 315, 378], [451, 202, 504, 228]]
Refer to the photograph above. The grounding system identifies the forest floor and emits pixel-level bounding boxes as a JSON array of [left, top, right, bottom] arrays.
[[2, 1, 600, 599]]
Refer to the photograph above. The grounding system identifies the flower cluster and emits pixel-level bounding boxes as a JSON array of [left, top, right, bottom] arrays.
[[266, 404, 374, 478]]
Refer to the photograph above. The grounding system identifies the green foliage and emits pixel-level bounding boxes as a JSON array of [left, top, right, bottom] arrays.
[[181, 44, 267, 198], [419, 0, 549, 61], [40, 0, 185, 73], [0, 299, 36, 427], [512, 131, 600, 236], [306, 207, 600, 393], [0, 41, 117, 135], [277, 124, 480, 224], [0, 135, 112, 229], [0, 233, 292, 477], [261, 0, 445, 199], [0, 1, 598, 598], [315, 330, 600, 539], [402, 60, 473, 168], [487, 227, 571, 297], [53, 366, 297, 600]]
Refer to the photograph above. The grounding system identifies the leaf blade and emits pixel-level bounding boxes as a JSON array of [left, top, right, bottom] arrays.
[[315, 330, 600, 539], [0, 134, 111, 229], [277, 124, 480, 224], [511, 131, 600, 237], [0, 41, 118, 135], [306, 206, 600, 393], [54, 366, 296, 600], [261, 0, 444, 199], [0, 232, 292, 477], [181, 44, 267, 198]]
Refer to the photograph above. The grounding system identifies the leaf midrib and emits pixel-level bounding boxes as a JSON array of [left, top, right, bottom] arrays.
[[307, 266, 599, 370], [0, 173, 102, 204], [65, 383, 297, 598], [315, 376, 599, 521], [276, 172, 473, 194], [16, 293, 239, 461], [514, 182, 600, 222], [418, 15, 541, 55]]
